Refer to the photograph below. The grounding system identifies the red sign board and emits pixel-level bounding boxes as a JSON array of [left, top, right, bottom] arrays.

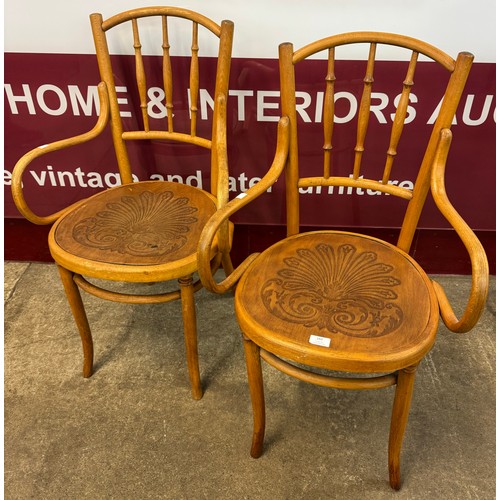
[[4, 53, 496, 231]]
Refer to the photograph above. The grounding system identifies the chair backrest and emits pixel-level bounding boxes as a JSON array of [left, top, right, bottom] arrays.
[[279, 32, 473, 252], [90, 7, 234, 198]]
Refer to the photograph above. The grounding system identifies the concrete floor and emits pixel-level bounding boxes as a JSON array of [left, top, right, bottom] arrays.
[[4, 262, 495, 499]]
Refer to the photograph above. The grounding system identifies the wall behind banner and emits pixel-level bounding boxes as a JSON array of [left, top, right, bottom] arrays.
[[4, 0, 496, 268]]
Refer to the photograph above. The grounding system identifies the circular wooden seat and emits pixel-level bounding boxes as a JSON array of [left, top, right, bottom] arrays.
[[235, 231, 439, 373], [49, 181, 217, 282]]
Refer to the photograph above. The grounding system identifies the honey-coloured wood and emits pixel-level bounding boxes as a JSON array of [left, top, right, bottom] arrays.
[[197, 32, 489, 490], [161, 16, 174, 132], [11, 7, 234, 399], [235, 232, 438, 373], [322, 47, 335, 179], [242, 336, 266, 459], [388, 364, 418, 490], [57, 266, 94, 378], [382, 51, 418, 184]]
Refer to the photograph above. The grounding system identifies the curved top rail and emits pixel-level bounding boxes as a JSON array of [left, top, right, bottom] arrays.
[[290, 32, 458, 71], [98, 7, 227, 36]]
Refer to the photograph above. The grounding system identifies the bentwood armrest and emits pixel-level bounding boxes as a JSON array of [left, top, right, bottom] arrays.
[[197, 116, 290, 294], [430, 129, 489, 333], [11, 82, 110, 225]]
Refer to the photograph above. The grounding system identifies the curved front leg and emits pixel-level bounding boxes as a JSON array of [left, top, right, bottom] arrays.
[[57, 265, 94, 378], [242, 336, 266, 458], [388, 364, 418, 490]]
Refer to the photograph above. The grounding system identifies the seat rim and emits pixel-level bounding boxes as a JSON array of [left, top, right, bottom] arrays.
[[49, 180, 218, 282], [235, 230, 440, 373]]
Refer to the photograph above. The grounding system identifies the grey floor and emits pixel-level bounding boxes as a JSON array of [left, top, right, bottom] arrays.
[[4, 262, 496, 499]]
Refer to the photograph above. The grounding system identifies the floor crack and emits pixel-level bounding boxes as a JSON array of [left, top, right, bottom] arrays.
[[4, 262, 32, 304]]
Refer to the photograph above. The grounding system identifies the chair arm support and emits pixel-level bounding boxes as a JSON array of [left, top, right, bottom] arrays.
[[213, 93, 231, 255], [11, 82, 110, 225], [197, 116, 290, 294], [430, 129, 489, 333]]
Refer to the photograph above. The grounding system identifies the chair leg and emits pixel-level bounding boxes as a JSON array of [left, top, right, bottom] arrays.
[[57, 265, 94, 378], [178, 276, 203, 400], [388, 364, 418, 490], [242, 336, 266, 458]]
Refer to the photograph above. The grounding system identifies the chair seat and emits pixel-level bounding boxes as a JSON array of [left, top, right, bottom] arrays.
[[49, 180, 217, 282], [235, 231, 439, 373]]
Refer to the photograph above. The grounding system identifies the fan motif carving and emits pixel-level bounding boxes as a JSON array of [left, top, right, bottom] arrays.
[[72, 190, 198, 257], [261, 243, 404, 338]]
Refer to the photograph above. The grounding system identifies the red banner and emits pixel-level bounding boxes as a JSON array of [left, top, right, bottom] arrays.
[[4, 53, 496, 230]]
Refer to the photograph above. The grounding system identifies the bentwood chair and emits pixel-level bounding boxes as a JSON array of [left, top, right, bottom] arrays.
[[198, 33, 489, 488], [11, 7, 234, 400]]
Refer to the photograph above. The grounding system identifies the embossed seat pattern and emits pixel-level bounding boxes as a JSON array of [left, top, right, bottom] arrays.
[[72, 190, 198, 257], [235, 231, 435, 371], [53, 181, 217, 267], [261, 242, 403, 338]]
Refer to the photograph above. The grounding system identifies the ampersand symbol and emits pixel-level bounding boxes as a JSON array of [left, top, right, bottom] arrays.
[[147, 87, 167, 118]]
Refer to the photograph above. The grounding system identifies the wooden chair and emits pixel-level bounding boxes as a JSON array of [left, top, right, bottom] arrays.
[[11, 7, 234, 400], [197, 32, 489, 488]]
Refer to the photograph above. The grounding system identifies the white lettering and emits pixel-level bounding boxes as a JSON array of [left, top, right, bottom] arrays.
[[295, 91, 312, 123], [427, 97, 458, 125], [462, 94, 494, 126], [370, 92, 389, 124], [334, 92, 357, 123], [3, 84, 495, 130], [392, 93, 417, 124], [398, 180, 414, 190], [104, 172, 121, 187], [186, 170, 202, 188], [87, 172, 104, 188], [36, 84, 67, 116], [115, 86, 131, 118], [30, 170, 47, 186], [4, 84, 36, 114], [74, 167, 88, 187], [68, 85, 99, 116], [315, 92, 324, 123], [229, 90, 253, 121], [4, 170, 12, 186], [57, 170, 76, 187], [147, 87, 167, 118], [257, 91, 280, 122], [200, 89, 214, 120], [167, 174, 183, 183]]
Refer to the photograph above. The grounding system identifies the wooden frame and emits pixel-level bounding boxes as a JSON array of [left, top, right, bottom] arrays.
[[197, 32, 489, 489], [11, 7, 234, 401]]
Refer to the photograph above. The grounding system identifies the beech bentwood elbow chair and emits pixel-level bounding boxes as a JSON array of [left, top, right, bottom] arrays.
[[11, 7, 234, 400], [197, 32, 489, 488]]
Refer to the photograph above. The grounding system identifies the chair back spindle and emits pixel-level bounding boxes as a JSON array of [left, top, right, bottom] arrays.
[[161, 16, 174, 133], [353, 42, 376, 180], [131, 18, 149, 132], [383, 51, 418, 184], [189, 21, 200, 136], [279, 33, 473, 249], [90, 8, 234, 199], [322, 47, 335, 179]]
